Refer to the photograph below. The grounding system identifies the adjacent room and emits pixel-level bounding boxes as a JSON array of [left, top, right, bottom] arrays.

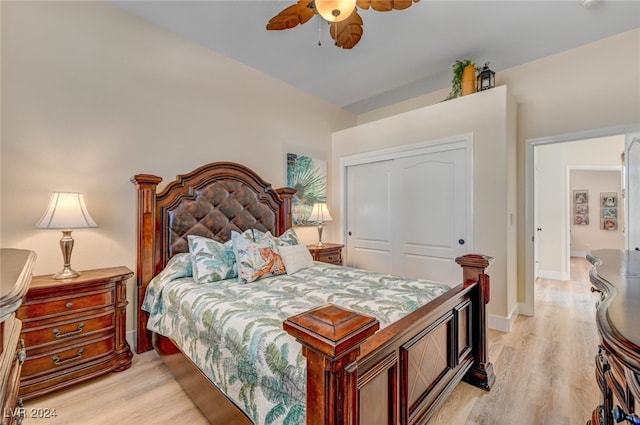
[[1, 1, 639, 425]]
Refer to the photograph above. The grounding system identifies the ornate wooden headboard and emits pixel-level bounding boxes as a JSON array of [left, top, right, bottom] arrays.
[[132, 161, 295, 352]]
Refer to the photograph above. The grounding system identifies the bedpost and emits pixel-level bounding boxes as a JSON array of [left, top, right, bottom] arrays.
[[276, 187, 295, 234], [131, 173, 163, 354], [284, 304, 379, 425], [455, 254, 495, 390]]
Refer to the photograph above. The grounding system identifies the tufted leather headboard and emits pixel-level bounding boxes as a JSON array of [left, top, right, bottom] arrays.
[[132, 161, 294, 353]]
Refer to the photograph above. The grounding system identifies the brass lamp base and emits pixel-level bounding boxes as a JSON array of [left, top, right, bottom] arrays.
[[53, 267, 80, 280], [53, 230, 81, 280], [315, 222, 325, 247]]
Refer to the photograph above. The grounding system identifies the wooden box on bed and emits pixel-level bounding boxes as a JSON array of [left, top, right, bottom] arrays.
[[132, 161, 494, 425]]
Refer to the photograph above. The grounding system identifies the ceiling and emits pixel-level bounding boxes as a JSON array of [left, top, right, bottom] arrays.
[[111, 1, 640, 114]]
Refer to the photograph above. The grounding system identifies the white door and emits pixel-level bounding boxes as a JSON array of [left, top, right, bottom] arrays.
[[346, 160, 394, 273], [625, 135, 640, 251], [345, 143, 470, 285], [394, 148, 468, 285]]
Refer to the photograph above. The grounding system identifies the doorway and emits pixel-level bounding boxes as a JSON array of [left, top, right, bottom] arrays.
[[524, 125, 639, 316]]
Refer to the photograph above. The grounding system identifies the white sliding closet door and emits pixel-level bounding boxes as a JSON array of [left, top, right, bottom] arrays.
[[345, 141, 470, 285], [394, 148, 468, 284], [346, 160, 394, 273]]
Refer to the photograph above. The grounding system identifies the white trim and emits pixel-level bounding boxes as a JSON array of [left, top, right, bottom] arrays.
[[524, 124, 640, 318], [488, 303, 519, 333], [127, 330, 136, 352], [538, 270, 571, 281]]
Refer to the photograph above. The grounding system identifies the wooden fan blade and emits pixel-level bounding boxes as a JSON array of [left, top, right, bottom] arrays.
[[329, 11, 364, 49], [356, 0, 419, 11], [266, 1, 316, 31]]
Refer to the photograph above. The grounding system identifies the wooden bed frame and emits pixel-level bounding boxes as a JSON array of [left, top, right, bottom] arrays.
[[132, 161, 495, 425]]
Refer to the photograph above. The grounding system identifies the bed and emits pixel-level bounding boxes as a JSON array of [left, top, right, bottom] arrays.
[[132, 161, 495, 425]]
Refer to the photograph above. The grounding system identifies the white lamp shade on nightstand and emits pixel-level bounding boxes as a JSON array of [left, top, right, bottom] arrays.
[[36, 192, 98, 279], [36, 192, 98, 230], [308, 202, 333, 224], [308, 202, 333, 247]]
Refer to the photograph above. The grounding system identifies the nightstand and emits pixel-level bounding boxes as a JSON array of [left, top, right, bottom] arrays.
[[307, 243, 344, 265], [17, 266, 133, 400]]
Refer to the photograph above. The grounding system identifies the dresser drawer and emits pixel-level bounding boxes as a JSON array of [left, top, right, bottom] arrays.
[[18, 289, 114, 321], [21, 335, 114, 378], [20, 311, 114, 351]]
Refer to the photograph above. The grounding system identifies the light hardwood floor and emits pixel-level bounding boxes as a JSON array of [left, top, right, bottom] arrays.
[[22, 257, 600, 425]]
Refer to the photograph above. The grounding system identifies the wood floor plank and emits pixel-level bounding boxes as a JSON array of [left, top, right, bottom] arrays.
[[22, 257, 600, 424]]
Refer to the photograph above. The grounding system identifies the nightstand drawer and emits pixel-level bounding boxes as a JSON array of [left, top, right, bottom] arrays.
[[308, 243, 344, 265], [18, 289, 114, 320], [20, 311, 114, 350], [21, 335, 114, 378], [316, 250, 342, 264]]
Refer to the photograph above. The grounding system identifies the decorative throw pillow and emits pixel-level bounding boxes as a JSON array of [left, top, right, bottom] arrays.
[[188, 235, 237, 284], [231, 230, 286, 283], [272, 228, 302, 247], [279, 244, 315, 275]]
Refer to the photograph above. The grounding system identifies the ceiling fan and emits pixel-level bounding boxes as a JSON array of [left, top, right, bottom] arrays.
[[266, 0, 420, 49]]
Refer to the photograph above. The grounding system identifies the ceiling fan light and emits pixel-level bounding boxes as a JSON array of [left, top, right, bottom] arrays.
[[315, 0, 356, 23]]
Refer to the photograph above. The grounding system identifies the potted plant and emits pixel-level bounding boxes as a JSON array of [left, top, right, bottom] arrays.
[[444, 59, 476, 100]]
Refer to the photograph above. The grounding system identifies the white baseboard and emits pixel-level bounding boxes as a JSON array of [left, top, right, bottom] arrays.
[[538, 269, 570, 281], [571, 251, 588, 258], [126, 330, 136, 352], [488, 304, 519, 333]]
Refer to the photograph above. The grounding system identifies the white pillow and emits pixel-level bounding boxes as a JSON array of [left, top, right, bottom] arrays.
[[278, 244, 315, 275]]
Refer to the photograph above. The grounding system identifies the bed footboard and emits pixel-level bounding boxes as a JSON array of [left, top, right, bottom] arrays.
[[284, 254, 494, 425]]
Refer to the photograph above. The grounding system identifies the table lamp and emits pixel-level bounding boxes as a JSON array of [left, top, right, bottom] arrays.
[[308, 202, 333, 247], [36, 192, 98, 279]]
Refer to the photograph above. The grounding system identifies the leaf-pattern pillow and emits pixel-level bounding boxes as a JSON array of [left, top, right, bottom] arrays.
[[273, 228, 301, 247], [231, 230, 286, 283], [188, 235, 237, 284]]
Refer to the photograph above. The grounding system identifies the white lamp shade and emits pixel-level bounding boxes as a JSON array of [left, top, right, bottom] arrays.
[[308, 202, 334, 223], [36, 192, 98, 229], [315, 0, 356, 22]]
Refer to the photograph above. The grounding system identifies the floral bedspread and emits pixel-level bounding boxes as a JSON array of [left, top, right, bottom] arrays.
[[142, 253, 450, 425]]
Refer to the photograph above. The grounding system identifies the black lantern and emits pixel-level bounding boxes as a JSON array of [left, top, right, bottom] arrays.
[[476, 62, 495, 91]]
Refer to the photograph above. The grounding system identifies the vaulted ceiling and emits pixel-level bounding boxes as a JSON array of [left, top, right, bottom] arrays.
[[112, 1, 640, 114]]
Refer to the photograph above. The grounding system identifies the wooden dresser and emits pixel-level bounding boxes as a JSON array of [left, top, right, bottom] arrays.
[[17, 266, 133, 400], [587, 249, 640, 425], [1, 248, 36, 425], [307, 243, 344, 265]]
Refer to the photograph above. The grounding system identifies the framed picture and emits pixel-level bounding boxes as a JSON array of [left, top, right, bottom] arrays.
[[286, 153, 327, 225], [600, 193, 617, 207], [575, 214, 589, 225], [600, 192, 618, 230], [575, 204, 588, 214], [574, 190, 588, 204], [573, 190, 589, 225]]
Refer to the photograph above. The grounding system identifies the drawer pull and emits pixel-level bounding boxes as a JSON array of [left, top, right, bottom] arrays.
[[16, 339, 27, 365], [52, 348, 84, 366], [65, 302, 74, 308], [53, 322, 85, 339], [613, 405, 640, 424]]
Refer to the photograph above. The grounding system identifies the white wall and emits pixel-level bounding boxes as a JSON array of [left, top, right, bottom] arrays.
[[0, 2, 355, 339], [357, 29, 640, 307], [332, 86, 519, 331], [536, 135, 624, 278], [570, 170, 624, 256]]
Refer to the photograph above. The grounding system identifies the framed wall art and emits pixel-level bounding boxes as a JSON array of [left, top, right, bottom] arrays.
[[286, 153, 327, 225], [573, 190, 589, 225], [600, 192, 617, 230]]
